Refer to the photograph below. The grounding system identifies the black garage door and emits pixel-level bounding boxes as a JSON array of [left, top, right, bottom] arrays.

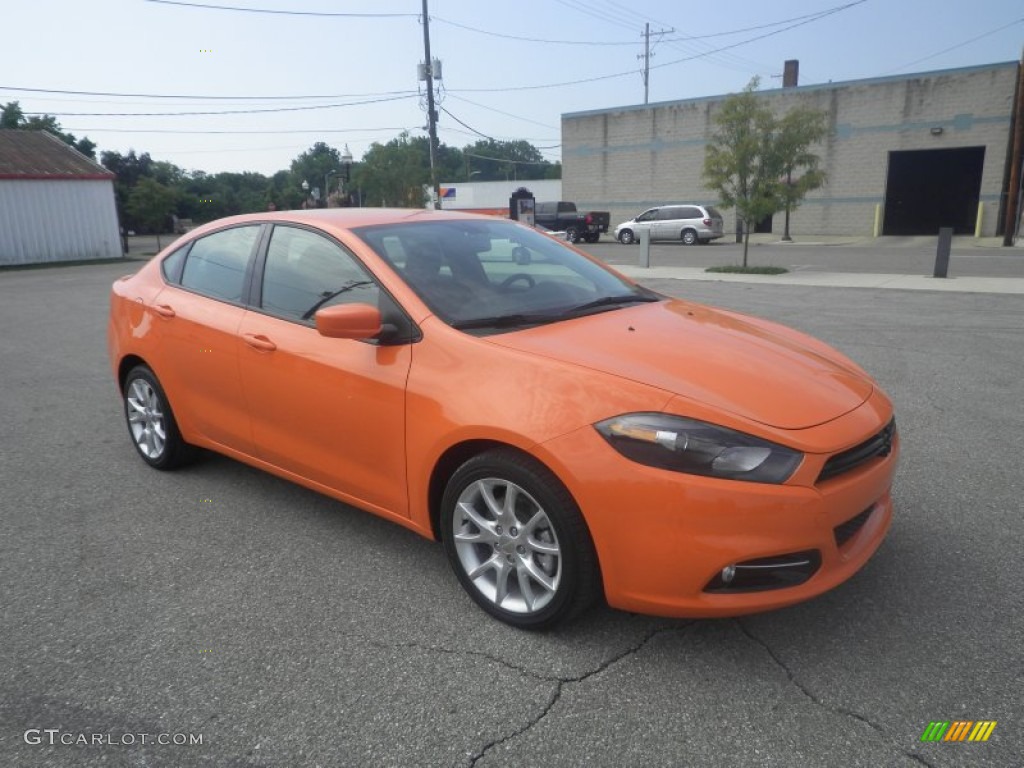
[[883, 147, 985, 235]]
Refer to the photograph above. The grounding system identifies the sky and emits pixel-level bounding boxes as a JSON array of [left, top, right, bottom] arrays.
[[2, 0, 1022, 178]]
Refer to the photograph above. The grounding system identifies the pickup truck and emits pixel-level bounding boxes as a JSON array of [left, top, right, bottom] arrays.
[[534, 201, 610, 243]]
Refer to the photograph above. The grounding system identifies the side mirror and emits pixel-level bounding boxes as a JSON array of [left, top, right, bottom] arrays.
[[315, 303, 382, 340]]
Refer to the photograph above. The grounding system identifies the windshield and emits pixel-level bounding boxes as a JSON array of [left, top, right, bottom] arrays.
[[353, 219, 655, 331]]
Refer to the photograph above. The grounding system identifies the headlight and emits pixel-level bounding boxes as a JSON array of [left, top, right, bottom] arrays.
[[594, 413, 802, 484]]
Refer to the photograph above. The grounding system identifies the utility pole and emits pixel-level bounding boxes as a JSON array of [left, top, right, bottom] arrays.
[[638, 23, 673, 105], [421, 0, 441, 209]]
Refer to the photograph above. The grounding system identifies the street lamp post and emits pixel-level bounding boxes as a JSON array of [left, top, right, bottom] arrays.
[[301, 179, 309, 209], [341, 144, 353, 205], [324, 170, 337, 206]]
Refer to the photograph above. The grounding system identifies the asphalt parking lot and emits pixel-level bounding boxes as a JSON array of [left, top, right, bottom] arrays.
[[1, 260, 1021, 767]]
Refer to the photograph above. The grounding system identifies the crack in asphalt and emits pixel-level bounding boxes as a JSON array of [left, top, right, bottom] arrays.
[[463, 622, 690, 767], [735, 620, 936, 768]]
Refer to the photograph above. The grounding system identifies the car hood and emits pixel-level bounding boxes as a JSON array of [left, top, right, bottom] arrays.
[[486, 299, 873, 430]]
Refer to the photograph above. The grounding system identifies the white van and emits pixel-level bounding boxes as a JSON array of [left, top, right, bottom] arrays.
[[614, 204, 725, 245]]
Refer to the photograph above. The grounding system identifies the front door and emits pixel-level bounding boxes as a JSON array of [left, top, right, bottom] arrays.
[[238, 224, 412, 517]]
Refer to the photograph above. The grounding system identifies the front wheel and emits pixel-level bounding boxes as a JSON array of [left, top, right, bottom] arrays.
[[441, 450, 599, 629], [123, 365, 195, 470], [564, 227, 579, 244], [617, 229, 635, 245]]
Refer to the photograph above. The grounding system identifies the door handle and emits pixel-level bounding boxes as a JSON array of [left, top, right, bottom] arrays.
[[243, 333, 277, 352], [152, 304, 176, 318]]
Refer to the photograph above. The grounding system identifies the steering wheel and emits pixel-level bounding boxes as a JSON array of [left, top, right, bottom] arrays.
[[498, 273, 536, 292]]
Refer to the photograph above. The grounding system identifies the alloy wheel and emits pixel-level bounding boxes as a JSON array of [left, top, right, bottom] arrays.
[[451, 477, 562, 614]]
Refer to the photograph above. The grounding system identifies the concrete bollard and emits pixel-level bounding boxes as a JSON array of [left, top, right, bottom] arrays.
[[934, 227, 953, 278], [638, 229, 651, 268]]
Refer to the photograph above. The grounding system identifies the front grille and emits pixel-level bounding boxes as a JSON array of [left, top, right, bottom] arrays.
[[703, 550, 821, 593], [833, 505, 874, 549], [818, 419, 896, 483]]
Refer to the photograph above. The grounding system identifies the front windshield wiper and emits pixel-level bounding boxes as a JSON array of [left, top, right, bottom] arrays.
[[301, 280, 376, 320], [557, 294, 660, 317], [451, 312, 563, 331], [451, 295, 660, 331]]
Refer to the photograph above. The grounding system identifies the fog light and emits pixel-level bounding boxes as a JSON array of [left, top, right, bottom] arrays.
[[721, 565, 736, 584]]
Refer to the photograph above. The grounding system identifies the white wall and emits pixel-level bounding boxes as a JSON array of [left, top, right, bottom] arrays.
[[427, 179, 563, 211], [0, 179, 122, 265]]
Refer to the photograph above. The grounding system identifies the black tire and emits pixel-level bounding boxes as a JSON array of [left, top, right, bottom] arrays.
[[564, 227, 579, 244], [681, 229, 698, 245], [441, 450, 600, 629], [618, 229, 635, 245], [583, 233, 600, 244], [122, 365, 196, 470]]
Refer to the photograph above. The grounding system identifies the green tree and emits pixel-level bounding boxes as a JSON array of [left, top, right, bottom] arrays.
[[703, 79, 828, 265], [351, 132, 429, 208], [462, 139, 555, 181], [775, 107, 828, 240], [289, 142, 344, 206], [1, 101, 97, 159], [126, 177, 176, 245]]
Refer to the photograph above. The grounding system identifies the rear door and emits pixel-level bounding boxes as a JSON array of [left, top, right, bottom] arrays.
[[237, 224, 412, 516], [152, 224, 262, 453]]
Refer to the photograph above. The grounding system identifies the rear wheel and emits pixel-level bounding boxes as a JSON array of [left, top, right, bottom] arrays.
[[583, 233, 600, 243], [564, 227, 579, 244], [618, 229, 635, 245], [681, 229, 698, 245], [441, 450, 599, 629], [123, 365, 195, 470]]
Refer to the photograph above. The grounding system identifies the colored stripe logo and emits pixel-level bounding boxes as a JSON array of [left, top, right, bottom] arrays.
[[920, 721, 996, 742]]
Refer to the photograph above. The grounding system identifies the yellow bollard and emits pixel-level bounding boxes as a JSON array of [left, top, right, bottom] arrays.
[[873, 203, 881, 238], [975, 201, 984, 238]]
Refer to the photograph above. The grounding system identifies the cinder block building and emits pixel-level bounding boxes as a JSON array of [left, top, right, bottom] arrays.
[[563, 61, 1022, 239]]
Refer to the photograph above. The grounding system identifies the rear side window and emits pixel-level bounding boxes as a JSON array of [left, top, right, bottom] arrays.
[[180, 225, 260, 302], [705, 206, 723, 219], [160, 244, 189, 283], [679, 207, 702, 219], [657, 207, 683, 220]]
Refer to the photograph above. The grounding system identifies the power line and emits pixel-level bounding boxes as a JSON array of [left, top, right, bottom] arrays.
[[449, 2, 865, 94], [877, 17, 1024, 75], [23, 94, 417, 117], [0, 85, 417, 101], [61, 127, 412, 135], [440, 107, 492, 141], [446, 94, 557, 130], [144, 0, 416, 17]]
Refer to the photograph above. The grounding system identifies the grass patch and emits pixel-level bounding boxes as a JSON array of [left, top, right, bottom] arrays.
[[705, 265, 789, 275]]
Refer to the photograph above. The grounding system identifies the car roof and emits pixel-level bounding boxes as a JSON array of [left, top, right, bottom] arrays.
[[184, 208, 504, 238]]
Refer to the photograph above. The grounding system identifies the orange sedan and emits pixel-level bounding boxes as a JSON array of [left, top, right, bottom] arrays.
[[108, 209, 898, 628]]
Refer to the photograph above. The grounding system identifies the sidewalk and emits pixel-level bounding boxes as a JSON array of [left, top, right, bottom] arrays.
[[616, 264, 1024, 294]]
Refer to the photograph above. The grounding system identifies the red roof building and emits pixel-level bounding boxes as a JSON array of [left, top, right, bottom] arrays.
[[0, 130, 121, 265]]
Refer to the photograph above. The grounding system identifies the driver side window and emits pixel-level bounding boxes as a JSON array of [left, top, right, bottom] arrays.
[[260, 226, 380, 323], [636, 209, 657, 222]]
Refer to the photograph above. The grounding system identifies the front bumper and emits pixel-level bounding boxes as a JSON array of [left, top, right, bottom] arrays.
[[535, 403, 899, 618]]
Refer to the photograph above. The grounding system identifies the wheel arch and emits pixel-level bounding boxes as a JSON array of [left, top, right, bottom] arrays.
[[426, 439, 597, 556], [117, 354, 150, 391]]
